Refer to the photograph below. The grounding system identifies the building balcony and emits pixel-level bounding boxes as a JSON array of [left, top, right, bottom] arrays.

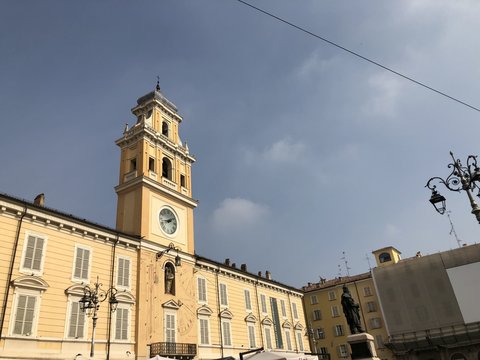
[[149, 342, 197, 360], [162, 177, 177, 190]]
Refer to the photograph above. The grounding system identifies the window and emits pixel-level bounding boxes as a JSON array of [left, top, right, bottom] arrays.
[[310, 295, 318, 305], [162, 157, 172, 180], [320, 347, 328, 355], [199, 318, 210, 345], [222, 320, 232, 346], [165, 312, 176, 343], [334, 324, 344, 336], [313, 309, 322, 321], [375, 335, 384, 349], [117, 257, 130, 288], [10, 277, 47, 337], [12, 294, 36, 336], [115, 307, 129, 340], [292, 303, 298, 320], [264, 326, 273, 349], [316, 328, 325, 339], [331, 305, 340, 317], [364, 286, 372, 296], [296, 330, 304, 352], [73, 245, 90, 281], [284, 329, 292, 350], [21, 233, 47, 274], [280, 299, 287, 317], [247, 324, 256, 348], [260, 294, 267, 314], [149, 157, 155, 172], [338, 344, 349, 357], [197, 277, 207, 303], [244, 289, 252, 311], [180, 174, 186, 187], [219, 283, 228, 307], [370, 317, 382, 329], [162, 121, 169, 136], [67, 300, 86, 339], [328, 291, 336, 301], [379, 252, 392, 263], [130, 158, 137, 171], [367, 301, 377, 312]]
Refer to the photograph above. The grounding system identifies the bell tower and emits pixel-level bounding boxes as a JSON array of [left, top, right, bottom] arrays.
[[115, 82, 197, 254]]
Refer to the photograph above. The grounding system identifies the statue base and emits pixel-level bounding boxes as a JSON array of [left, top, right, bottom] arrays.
[[347, 333, 380, 360]]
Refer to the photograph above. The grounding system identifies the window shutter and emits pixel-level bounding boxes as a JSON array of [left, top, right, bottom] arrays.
[[115, 309, 122, 339], [74, 248, 83, 278], [244, 290, 251, 310], [68, 302, 79, 338], [122, 309, 128, 340], [123, 259, 130, 287], [117, 258, 124, 285], [81, 249, 90, 279], [23, 236, 36, 269], [32, 238, 44, 270]]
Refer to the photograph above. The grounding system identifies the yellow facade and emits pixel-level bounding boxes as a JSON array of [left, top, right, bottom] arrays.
[[0, 84, 310, 360], [302, 274, 393, 360], [0, 197, 138, 359]]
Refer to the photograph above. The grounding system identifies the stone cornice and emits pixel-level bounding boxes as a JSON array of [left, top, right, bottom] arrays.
[[115, 175, 198, 208]]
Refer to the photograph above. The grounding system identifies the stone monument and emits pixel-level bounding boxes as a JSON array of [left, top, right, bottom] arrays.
[[341, 286, 380, 360]]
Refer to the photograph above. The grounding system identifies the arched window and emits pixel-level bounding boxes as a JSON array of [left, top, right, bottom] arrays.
[[162, 158, 172, 180], [164, 262, 176, 295], [379, 252, 392, 263], [162, 121, 169, 136], [451, 353, 466, 360]]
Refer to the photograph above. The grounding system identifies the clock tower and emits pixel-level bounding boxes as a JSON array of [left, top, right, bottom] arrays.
[[115, 82, 197, 254]]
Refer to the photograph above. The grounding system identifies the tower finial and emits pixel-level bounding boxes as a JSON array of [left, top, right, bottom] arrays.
[[156, 76, 161, 91]]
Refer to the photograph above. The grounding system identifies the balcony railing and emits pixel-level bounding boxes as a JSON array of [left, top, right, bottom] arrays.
[[150, 342, 197, 358]]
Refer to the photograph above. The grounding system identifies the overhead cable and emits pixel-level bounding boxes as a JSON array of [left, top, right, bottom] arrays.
[[236, 0, 480, 113]]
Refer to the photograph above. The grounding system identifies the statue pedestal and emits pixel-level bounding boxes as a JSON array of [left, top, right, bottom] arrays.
[[347, 333, 380, 360]]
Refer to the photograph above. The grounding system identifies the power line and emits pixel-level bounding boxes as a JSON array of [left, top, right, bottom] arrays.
[[235, 0, 480, 113]]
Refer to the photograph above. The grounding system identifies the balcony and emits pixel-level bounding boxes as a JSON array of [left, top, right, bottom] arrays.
[[162, 177, 177, 190], [150, 342, 196, 360]]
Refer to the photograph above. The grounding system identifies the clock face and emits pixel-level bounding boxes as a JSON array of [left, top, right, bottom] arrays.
[[159, 208, 178, 235]]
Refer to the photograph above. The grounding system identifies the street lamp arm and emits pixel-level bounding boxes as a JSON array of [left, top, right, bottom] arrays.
[[426, 151, 480, 224]]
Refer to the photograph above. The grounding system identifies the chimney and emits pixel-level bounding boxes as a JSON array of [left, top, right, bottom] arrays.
[[241, 264, 247, 272], [231, 263, 236, 268], [266, 271, 271, 280], [225, 258, 230, 266], [258, 271, 262, 277], [34, 193, 45, 207]]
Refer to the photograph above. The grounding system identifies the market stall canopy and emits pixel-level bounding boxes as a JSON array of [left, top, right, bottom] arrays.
[[149, 355, 179, 360], [245, 351, 317, 360]]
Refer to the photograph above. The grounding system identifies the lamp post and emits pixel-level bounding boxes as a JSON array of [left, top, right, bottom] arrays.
[[79, 277, 118, 358], [425, 151, 480, 223]]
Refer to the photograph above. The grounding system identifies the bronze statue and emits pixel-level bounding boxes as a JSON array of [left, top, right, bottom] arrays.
[[341, 285, 364, 334]]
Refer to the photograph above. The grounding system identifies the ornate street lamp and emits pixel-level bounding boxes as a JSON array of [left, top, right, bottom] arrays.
[[79, 277, 118, 358], [156, 242, 182, 266], [425, 151, 480, 223]]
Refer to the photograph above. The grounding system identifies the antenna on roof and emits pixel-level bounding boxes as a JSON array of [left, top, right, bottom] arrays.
[[447, 210, 463, 248], [341, 251, 351, 276], [365, 253, 372, 271], [156, 76, 161, 91]]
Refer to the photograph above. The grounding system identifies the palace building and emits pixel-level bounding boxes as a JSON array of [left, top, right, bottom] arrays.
[[0, 84, 309, 360]]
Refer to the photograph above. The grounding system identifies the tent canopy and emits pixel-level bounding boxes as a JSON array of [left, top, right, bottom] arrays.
[[245, 351, 317, 360]]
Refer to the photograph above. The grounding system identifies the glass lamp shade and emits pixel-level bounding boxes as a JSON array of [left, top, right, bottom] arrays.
[[429, 190, 446, 215]]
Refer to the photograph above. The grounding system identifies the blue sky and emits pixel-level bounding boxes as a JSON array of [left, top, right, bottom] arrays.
[[1, 1, 480, 287]]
